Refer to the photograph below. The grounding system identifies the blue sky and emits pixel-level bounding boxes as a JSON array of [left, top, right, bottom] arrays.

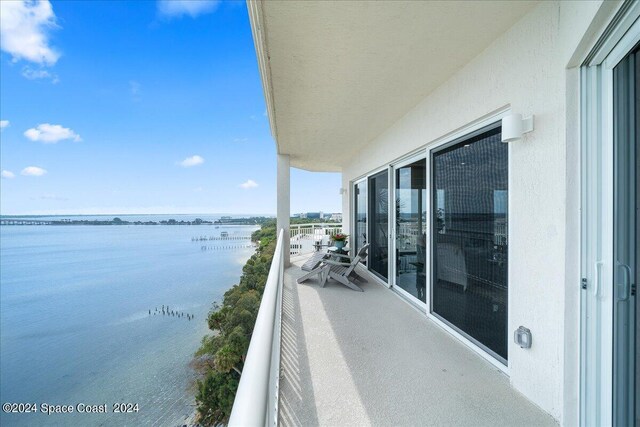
[[0, 0, 341, 216]]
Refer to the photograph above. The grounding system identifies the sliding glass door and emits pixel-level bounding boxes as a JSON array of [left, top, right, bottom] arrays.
[[612, 44, 637, 427], [368, 170, 389, 280], [353, 123, 508, 364], [353, 179, 368, 261], [394, 158, 427, 302], [431, 125, 508, 362], [580, 19, 639, 425]]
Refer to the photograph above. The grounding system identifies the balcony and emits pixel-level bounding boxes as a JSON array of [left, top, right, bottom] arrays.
[[229, 229, 557, 425], [277, 254, 556, 425]]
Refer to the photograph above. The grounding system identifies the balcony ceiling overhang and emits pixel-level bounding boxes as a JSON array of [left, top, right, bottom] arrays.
[[249, 0, 538, 172]]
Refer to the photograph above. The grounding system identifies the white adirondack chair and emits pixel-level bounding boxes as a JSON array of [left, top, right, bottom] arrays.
[[298, 244, 369, 291]]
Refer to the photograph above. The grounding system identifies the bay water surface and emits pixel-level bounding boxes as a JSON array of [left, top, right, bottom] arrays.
[[0, 217, 258, 426]]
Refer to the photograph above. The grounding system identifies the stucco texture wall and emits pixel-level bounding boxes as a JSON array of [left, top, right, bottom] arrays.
[[340, 1, 605, 422]]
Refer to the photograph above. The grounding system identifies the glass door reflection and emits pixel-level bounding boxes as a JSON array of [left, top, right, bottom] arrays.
[[432, 126, 508, 362], [354, 180, 368, 263], [368, 170, 389, 280], [395, 159, 427, 302]]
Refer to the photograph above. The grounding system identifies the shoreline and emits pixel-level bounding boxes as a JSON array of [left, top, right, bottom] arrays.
[[0, 216, 272, 227]]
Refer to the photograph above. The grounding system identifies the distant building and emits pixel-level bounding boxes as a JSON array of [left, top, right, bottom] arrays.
[[294, 212, 326, 219], [293, 212, 341, 221]]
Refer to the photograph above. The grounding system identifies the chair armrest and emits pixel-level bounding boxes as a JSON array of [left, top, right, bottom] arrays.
[[324, 259, 351, 267]]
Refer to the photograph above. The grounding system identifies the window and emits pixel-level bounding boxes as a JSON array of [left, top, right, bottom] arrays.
[[368, 170, 389, 280], [395, 158, 427, 302], [354, 180, 368, 260], [431, 125, 508, 362]]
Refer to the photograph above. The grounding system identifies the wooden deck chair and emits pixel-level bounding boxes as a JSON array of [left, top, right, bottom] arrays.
[[296, 251, 331, 283], [298, 244, 369, 291]]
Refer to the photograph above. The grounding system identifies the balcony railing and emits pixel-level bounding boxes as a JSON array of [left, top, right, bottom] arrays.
[[229, 229, 284, 426], [289, 223, 342, 256]]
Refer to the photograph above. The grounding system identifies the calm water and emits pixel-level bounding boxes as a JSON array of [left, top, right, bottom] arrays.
[[0, 220, 258, 426]]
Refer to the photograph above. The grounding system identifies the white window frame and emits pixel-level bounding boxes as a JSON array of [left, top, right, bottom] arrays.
[[351, 164, 393, 287], [390, 152, 429, 310], [580, 7, 640, 426], [424, 109, 511, 373], [350, 107, 512, 371], [352, 176, 369, 267]]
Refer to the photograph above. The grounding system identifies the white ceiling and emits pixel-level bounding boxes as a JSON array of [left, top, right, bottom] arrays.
[[252, 1, 538, 171]]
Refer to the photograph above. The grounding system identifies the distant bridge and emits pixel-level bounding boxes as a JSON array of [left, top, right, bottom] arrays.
[[191, 235, 253, 241], [0, 219, 54, 225]]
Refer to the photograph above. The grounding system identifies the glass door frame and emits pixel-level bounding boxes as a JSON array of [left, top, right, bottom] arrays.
[[580, 9, 639, 426], [351, 164, 393, 288], [427, 121, 509, 367], [349, 109, 512, 371], [423, 110, 511, 373], [390, 152, 429, 309], [352, 176, 369, 267]]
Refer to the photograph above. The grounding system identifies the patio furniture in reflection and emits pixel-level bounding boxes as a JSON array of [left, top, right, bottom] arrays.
[[437, 242, 468, 291], [411, 233, 427, 300]]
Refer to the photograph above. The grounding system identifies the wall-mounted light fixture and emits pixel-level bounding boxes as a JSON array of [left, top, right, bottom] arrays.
[[501, 113, 534, 142], [339, 187, 347, 195]]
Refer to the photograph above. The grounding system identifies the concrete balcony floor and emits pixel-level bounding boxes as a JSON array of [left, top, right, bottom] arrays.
[[279, 255, 557, 426]]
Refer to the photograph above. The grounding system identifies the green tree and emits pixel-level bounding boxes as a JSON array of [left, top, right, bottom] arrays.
[[196, 371, 239, 426], [193, 221, 277, 425]]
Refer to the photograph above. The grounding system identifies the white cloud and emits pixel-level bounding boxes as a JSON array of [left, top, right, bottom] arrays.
[[22, 66, 59, 83], [179, 155, 204, 167], [0, 0, 60, 65], [21, 166, 47, 176], [0, 120, 9, 130], [24, 123, 82, 143], [233, 138, 248, 143], [157, 0, 220, 18], [1, 170, 15, 179], [239, 179, 258, 189], [21, 67, 49, 79]]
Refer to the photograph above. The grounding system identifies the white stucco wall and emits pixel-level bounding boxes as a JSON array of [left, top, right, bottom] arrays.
[[339, 1, 608, 423]]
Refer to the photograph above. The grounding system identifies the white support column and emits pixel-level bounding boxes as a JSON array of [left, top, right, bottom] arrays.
[[277, 154, 290, 267]]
